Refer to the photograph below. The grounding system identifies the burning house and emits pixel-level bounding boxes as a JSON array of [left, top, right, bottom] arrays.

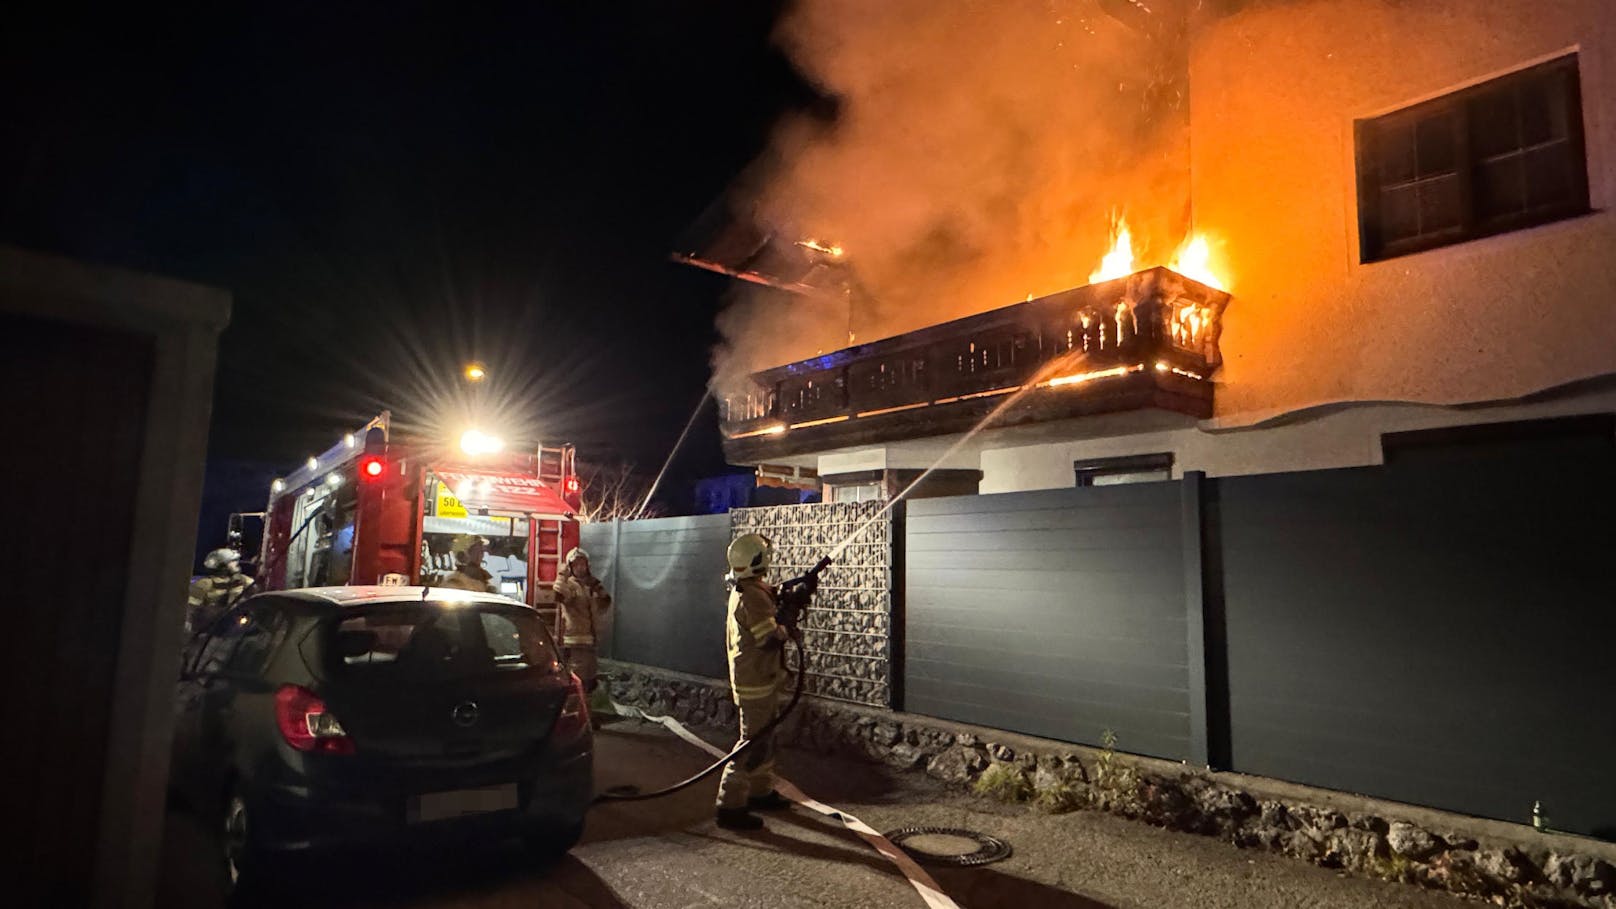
[[687, 0, 1616, 502]]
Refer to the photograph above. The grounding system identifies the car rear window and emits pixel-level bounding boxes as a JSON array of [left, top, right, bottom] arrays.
[[325, 602, 562, 681]]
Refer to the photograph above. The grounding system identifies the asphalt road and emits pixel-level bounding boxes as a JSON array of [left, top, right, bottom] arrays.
[[158, 719, 1471, 908]]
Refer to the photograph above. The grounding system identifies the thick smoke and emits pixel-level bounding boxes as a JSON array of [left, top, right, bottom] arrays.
[[713, 0, 1192, 391]]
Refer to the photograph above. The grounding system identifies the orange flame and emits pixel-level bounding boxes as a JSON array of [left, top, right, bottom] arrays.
[[1087, 217, 1135, 284], [1087, 216, 1227, 292], [1169, 234, 1224, 291], [798, 238, 845, 258]]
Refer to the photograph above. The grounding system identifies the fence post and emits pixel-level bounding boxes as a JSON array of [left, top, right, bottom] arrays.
[[1181, 470, 1210, 767], [608, 518, 622, 660]]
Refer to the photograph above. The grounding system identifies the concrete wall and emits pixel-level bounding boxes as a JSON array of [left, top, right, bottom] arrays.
[[1190, 0, 1616, 425], [977, 386, 1616, 492]]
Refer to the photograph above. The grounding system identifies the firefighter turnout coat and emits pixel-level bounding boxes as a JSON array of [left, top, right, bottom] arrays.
[[554, 566, 611, 647], [440, 564, 498, 593], [187, 573, 252, 632], [726, 576, 786, 704]]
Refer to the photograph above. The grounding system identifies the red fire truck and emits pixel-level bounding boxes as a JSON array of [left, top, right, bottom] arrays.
[[255, 413, 581, 613]]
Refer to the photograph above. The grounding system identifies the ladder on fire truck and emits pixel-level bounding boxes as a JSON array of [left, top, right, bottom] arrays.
[[531, 444, 577, 631]]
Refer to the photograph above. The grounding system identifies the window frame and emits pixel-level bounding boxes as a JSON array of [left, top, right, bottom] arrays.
[[1073, 453, 1175, 488], [1355, 54, 1590, 263]]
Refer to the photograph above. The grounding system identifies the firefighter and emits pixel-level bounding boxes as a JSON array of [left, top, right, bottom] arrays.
[[187, 548, 253, 634], [440, 535, 498, 592], [714, 533, 794, 830], [554, 547, 611, 701]]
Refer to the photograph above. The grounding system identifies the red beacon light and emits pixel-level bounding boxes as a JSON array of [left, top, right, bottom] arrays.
[[565, 476, 580, 494], [358, 455, 387, 480]]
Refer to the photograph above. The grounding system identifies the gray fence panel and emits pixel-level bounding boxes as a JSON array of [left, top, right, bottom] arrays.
[[905, 484, 1192, 760], [1217, 444, 1616, 836], [587, 514, 730, 679]]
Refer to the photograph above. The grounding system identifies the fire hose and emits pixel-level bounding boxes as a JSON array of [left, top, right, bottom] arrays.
[[590, 557, 830, 804]]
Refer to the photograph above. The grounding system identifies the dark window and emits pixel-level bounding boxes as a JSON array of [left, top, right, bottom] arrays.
[[224, 606, 290, 677], [1357, 55, 1588, 262], [1074, 453, 1174, 487], [328, 603, 562, 681]]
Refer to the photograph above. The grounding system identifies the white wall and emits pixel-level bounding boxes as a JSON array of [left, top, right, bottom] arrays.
[[1190, 0, 1616, 427], [979, 390, 1616, 493]]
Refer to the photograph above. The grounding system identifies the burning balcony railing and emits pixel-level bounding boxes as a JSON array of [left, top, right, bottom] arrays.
[[719, 266, 1231, 460]]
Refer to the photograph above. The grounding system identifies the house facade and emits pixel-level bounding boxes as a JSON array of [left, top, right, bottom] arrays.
[[707, 0, 1616, 501]]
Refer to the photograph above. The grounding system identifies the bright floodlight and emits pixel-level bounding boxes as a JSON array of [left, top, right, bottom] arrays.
[[464, 362, 487, 383], [460, 429, 505, 456]]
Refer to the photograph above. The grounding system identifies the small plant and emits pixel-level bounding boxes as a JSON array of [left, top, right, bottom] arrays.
[[1033, 776, 1086, 814], [1090, 729, 1143, 814], [973, 762, 1033, 803], [1368, 852, 1417, 884]]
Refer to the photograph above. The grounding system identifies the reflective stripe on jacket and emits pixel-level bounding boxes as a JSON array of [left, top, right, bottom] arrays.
[[188, 574, 251, 609], [726, 577, 785, 704]]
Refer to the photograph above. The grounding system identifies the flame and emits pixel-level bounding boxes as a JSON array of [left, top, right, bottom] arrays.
[[798, 238, 845, 258], [1169, 234, 1224, 291], [1087, 218, 1227, 291], [1088, 217, 1135, 284]]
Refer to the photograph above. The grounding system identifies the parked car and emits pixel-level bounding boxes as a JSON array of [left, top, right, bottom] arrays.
[[171, 585, 593, 895]]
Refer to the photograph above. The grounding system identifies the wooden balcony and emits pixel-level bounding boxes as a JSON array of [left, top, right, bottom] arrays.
[[720, 266, 1231, 463]]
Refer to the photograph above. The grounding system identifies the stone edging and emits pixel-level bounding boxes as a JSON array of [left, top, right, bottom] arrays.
[[601, 660, 1616, 909]]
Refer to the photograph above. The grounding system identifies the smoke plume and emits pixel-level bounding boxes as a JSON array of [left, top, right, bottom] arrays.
[[713, 0, 1192, 391]]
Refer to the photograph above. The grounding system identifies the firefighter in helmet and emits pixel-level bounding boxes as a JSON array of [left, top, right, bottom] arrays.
[[554, 547, 611, 702], [714, 532, 794, 830], [187, 548, 253, 634], [441, 535, 498, 593]]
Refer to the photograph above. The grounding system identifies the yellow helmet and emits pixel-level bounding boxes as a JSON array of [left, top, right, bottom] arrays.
[[726, 533, 774, 579]]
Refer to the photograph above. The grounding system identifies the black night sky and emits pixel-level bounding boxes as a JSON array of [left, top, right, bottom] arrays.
[[1, 3, 812, 504]]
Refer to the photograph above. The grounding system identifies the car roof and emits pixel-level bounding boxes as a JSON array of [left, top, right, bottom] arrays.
[[270, 586, 526, 610]]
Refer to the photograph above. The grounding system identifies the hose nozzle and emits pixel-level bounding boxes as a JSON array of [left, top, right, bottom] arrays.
[[777, 555, 834, 631]]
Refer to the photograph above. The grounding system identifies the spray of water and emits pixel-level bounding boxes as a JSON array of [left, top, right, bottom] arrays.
[[827, 346, 1098, 560], [633, 390, 713, 519]]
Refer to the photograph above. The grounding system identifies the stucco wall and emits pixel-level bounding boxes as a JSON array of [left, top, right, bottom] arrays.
[[978, 388, 1616, 492], [1190, 0, 1616, 426]]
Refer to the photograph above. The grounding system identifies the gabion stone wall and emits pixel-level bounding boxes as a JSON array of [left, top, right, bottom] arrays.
[[731, 501, 893, 707]]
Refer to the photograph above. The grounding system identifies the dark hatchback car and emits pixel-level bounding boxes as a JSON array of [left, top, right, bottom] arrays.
[[171, 586, 593, 892]]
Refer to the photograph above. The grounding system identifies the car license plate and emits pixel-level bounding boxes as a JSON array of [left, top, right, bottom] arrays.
[[409, 784, 519, 823]]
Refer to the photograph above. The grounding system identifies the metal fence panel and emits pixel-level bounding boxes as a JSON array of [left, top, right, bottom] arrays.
[[1216, 444, 1616, 836], [905, 483, 1191, 761], [583, 514, 731, 678]]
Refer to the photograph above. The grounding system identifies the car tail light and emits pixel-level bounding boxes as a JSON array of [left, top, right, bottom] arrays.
[[275, 685, 356, 755], [553, 673, 590, 740]]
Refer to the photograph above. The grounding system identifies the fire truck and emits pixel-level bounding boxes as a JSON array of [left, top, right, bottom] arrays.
[[254, 413, 581, 615]]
